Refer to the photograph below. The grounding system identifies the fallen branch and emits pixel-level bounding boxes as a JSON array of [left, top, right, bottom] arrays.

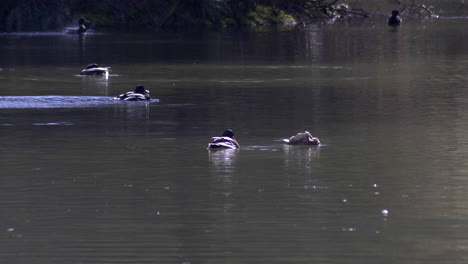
[[392, 0, 439, 17]]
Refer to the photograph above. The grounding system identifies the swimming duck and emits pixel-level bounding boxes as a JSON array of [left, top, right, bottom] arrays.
[[80, 63, 110, 77], [66, 17, 92, 34], [283, 131, 321, 145], [388, 10, 402, 26], [207, 129, 240, 150], [115, 85, 151, 101]]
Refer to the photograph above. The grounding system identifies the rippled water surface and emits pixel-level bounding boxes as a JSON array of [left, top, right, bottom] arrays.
[[1, 19, 468, 264]]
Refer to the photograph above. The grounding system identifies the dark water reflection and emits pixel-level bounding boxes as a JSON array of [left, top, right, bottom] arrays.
[[2, 19, 468, 263]]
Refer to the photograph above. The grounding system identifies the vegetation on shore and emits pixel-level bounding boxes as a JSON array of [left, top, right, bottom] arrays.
[[0, 0, 456, 32]]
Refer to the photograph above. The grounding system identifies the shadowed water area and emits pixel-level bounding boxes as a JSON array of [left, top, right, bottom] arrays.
[[1, 18, 468, 263]]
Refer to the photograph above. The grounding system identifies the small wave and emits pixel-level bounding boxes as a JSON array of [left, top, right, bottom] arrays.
[[218, 80, 265, 83], [33, 121, 73, 126], [0, 96, 158, 109], [438, 16, 468, 20], [0, 32, 65, 36], [242, 145, 281, 151]]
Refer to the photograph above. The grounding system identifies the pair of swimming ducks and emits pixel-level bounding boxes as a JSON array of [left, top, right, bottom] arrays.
[[207, 129, 321, 150], [80, 63, 151, 101]]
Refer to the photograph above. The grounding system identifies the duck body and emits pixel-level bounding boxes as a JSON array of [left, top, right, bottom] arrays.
[[115, 91, 151, 101], [115, 85, 151, 101], [207, 137, 240, 150], [80, 63, 110, 77], [388, 10, 402, 26], [283, 131, 321, 145], [207, 129, 240, 150]]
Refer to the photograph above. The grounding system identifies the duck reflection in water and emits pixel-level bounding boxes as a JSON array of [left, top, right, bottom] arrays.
[[283, 131, 321, 146], [207, 129, 240, 150], [208, 147, 238, 169], [388, 10, 402, 26], [80, 63, 111, 78], [81, 73, 109, 95], [283, 143, 321, 177], [115, 85, 151, 101]]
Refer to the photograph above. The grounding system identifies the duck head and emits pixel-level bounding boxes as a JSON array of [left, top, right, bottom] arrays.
[[134, 85, 146, 94], [222, 129, 235, 138], [78, 17, 87, 26], [304, 131, 314, 141]]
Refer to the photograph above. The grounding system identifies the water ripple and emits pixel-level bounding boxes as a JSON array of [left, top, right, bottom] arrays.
[[0, 96, 159, 109]]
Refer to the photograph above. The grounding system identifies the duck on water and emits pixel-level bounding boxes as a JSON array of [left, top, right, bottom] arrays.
[[66, 17, 92, 34], [115, 85, 151, 101], [80, 63, 111, 77], [388, 10, 402, 26], [207, 129, 240, 150], [283, 131, 321, 145]]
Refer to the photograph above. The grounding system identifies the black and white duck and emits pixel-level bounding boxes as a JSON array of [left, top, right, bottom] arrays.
[[80, 63, 110, 77], [115, 85, 151, 101], [207, 129, 240, 150]]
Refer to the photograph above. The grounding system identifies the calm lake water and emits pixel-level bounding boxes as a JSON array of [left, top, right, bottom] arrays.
[[1, 18, 468, 264]]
